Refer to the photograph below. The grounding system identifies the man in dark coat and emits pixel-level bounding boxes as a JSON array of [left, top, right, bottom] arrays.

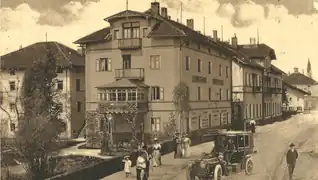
[[286, 143, 298, 180]]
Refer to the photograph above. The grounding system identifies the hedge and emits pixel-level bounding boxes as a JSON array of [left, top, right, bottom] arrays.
[[47, 127, 223, 180]]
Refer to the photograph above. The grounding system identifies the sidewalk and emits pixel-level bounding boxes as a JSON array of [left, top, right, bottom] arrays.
[[101, 142, 213, 180]]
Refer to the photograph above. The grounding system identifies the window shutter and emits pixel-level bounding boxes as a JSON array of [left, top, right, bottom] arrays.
[[160, 87, 164, 100], [96, 59, 100, 71], [108, 58, 112, 71]]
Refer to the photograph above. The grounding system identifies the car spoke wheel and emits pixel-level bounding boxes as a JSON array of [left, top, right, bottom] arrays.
[[214, 164, 223, 180], [245, 158, 253, 175]]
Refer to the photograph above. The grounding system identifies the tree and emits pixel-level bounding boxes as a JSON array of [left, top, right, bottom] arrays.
[[2, 45, 65, 180], [163, 112, 177, 137], [307, 58, 312, 78], [173, 82, 191, 133]]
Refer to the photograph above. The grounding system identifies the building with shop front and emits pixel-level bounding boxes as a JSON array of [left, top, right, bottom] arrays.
[[75, 2, 234, 147], [0, 42, 85, 138]]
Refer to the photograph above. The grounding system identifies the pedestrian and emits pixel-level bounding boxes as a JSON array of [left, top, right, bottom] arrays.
[[122, 155, 132, 178], [136, 151, 146, 180], [250, 120, 256, 134], [152, 138, 162, 166], [182, 133, 191, 158], [173, 132, 182, 158], [286, 143, 298, 180]]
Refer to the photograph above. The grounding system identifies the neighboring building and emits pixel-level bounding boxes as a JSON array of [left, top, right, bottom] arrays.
[[283, 81, 310, 112], [237, 42, 285, 123], [283, 67, 316, 94], [230, 37, 264, 128], [75, 2, 234, 147], [0, 42, 85, 138]]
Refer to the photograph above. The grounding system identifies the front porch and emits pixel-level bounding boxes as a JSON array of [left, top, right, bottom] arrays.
[[94, 79, 149, 146]]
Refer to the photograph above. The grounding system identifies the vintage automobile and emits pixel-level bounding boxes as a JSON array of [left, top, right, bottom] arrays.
[[187, 129, 255, 180]]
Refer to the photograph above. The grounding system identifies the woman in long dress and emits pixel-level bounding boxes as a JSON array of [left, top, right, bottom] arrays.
[[183, 134, 191, 158], [152, 138, 162, 167], [175, 134, 183, 158]]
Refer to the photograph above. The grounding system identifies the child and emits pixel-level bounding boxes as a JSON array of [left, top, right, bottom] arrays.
[[122, 155, 132, 177]]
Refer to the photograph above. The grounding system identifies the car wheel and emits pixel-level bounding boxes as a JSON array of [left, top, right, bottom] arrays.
[[245, 158, 253, 175], [214, 164, 223, 180]]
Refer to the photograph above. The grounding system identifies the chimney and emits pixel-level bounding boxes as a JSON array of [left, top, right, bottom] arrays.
[[288, 71, 290, 75], [213, 30, 218, 41], [231, 34, 238, 49], [168, 16, 171, 19], [302, 69, 305, 74], [151, 2, 160, 15], [19, 45, 22, 49], [250, 37, 256, 45], [294, 67, 299, 73], [161, 7, 168, 18], [186, 19, 194, 29]]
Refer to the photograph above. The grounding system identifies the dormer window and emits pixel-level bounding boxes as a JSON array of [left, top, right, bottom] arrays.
[[123, 22, 140, 39]]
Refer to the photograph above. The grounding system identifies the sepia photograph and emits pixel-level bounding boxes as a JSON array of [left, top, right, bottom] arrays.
[[1, 0, 318, 179]]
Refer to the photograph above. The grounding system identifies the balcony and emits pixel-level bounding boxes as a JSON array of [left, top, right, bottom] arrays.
[[252, 86, 261, 93], [118, 38, 142, 50], [98, 101, 148, 113], [115, 68, 145, 80]]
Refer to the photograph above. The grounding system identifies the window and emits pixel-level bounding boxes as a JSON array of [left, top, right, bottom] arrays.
[[56, 67, 63, 73], [185, 56, 190, 70], [208, 62, 212, 74], [9, 81, 15, 91], [256, 104, 259, 117], [219, 64, 222, 76], [57, 80, 63, 90], [197, 43, 201, 49], [9, 70, 15, 75], [151, 87, 164, 100], [226, 66, 229, 77], [219, 89, 222, 100], [122, 55, 131, 69], [123, 22, 140, 38], [197, 59, 202, 72], [249, 104, 252, 118], [244, 72, 248, 86], [9, 103, 15, 112], [96, 58, 112, 72], [150, 55, 161, 69], [197, 87, 201, 100], [208, 88, 212, 100], [143, 28, 148, 37], [226, 89, 229, 100], [76, 79, 80, 91], [10, 123, 15, 132], [76, 102, 81, 112], [117, 89, 127, 101], [114, 30, 119, 40], [151, 117, 160, 132]]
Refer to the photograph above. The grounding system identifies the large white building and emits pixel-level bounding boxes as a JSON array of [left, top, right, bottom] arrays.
[[0, 42, 85, 138]]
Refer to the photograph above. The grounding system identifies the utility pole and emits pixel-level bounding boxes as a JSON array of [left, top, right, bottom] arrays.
[[180, 2, 183, 24], [203, 16, 206, 35], [221, 25, 224, 41], [126, 0, 128, 10], [45, 32, 48, 42]]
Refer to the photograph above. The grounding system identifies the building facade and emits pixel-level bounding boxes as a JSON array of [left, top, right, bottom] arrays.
[[237, 43, 284, 123], [0, 42, 85, 138], [231, 38, 264, 128], [75, 2, 234, 147], [283, 81, 310, 112]]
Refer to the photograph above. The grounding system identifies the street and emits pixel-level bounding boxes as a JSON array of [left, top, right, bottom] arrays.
[[172, 112, 318, 180]]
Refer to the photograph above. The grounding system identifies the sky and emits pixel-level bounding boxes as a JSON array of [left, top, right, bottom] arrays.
[[1, 0, 318, 78]]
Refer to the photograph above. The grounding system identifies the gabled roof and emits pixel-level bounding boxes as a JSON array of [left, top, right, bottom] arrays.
[[283, 80, 310, 95], [0, 42, 84, 69], [96, 79, 149, 88], [283, 72, 317, 85], [104, 10, 150, 21], [148, 21, 185, 37], [238, 44, 277, 60], [74, 27, 111, 44]]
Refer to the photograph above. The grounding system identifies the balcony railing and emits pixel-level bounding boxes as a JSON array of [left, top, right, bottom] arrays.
[[115, 68, 145, 80], [98, 101, 148, 113], [118, 38, 142, 49]]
